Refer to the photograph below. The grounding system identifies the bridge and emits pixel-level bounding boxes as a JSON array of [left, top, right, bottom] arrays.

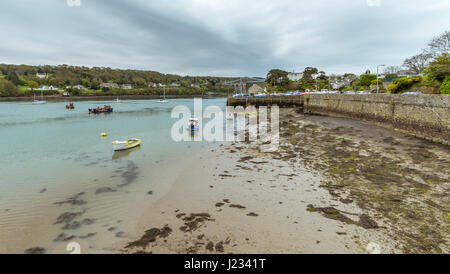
[[223, 77, 266, 94]]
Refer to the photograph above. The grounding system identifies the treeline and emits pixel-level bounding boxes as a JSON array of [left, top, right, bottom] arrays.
[[387, 30, 449, 94], [266, 31, 449, 94], [0, 64, 235, 97]]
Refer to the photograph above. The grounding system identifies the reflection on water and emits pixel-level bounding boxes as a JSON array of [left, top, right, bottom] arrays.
[[112, 146, 142, 160], [0, 98, 226, 254]]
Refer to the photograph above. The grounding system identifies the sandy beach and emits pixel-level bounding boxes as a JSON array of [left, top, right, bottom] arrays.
[[120, 108, 449, 254]]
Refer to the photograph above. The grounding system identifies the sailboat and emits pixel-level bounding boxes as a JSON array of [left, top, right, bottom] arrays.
[[158, 86, 168, 103], [114, 97, 121, 103], [32, 90, 46, 105]]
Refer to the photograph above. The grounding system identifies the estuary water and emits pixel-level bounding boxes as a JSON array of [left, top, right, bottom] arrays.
[[0, 98, 226, 253]]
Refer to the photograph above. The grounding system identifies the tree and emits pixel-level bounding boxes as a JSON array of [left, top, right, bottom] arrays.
[[266, 69, 289, 87], [359, 74, 377, 87], [403, 52, 433, 74], [6, 71, 22, 85], [427, 30, 450, 57], [0, 79, 19, 96], [384, 66, 401, 75], [303, 67, 319, 79], [28, 80, 39, 91], [424, 53, 450, 82], [299, 67, 319, 90]]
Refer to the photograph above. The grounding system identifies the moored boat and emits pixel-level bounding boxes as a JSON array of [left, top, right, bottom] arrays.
[[157, 87, 168, 103], [112, 138, 142, 151], [66, 103, 75, 109], [32, 91, 46, 105], [188, 118, 200, 131], [89, 105, 113, 114]]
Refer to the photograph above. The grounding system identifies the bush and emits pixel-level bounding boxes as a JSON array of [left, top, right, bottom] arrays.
[[441, 76, 450, 94], [0, 79, 19, 96], [371, 79, 383, 86], [388, 76, 423, 93], [424, 53, 450, 82], [360, 74, 377, 86]]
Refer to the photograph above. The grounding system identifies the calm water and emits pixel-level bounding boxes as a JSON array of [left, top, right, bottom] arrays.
[[0, 98, 226, 253]]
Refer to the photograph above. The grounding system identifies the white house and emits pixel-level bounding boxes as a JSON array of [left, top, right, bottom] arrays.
[[171, 83, 181, 87], [66, 85, 87, 90], [100, 82, 119, 89], [37, 85, 59, 91], [121, 84, 133, 90], [287, 71, 303, 81], [331, 79, 351, 89], [36, 72, 48, 79]]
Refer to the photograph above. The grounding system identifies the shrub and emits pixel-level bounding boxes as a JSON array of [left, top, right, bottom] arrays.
[[371, 79, 383, 86], [441, 76, 450, 94], [388, 76, 423, 93]]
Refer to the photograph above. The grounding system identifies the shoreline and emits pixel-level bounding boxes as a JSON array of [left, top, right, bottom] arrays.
[[120, 108, 449, 254], [0, 94, 227, 102], [2, 106, 448, 254]]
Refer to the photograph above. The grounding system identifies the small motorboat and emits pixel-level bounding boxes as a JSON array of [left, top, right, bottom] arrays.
[[66, 103, 75, 109], [188, 118, 200, 131], [112, 139, 142, 151], [89, 105, 113, 114]]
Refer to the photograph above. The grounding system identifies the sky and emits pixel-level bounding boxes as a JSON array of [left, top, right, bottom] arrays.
[[0, 0, 449, 77]]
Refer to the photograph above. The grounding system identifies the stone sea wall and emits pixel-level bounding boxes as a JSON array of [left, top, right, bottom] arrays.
[[304, 94, 450, 144]]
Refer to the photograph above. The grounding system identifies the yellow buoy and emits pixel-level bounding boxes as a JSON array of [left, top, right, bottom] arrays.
[[101, 133, 108, 137]]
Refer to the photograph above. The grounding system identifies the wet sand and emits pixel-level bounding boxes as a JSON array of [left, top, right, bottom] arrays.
[[7, 108, 449, 254], [121, 109, 449, 254]]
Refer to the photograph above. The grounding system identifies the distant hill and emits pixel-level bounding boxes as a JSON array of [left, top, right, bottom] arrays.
[[0, 63, 237, 97]]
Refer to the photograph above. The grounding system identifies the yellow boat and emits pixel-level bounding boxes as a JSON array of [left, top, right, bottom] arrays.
[[112, 139, 142, 151]]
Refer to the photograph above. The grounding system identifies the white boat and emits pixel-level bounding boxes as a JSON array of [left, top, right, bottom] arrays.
[[157, 87, 168, 103], [188, 118, 200, 131], [114, 97, 121, 103], [32, 91, 46, 105], [112, 138, 142, 151]]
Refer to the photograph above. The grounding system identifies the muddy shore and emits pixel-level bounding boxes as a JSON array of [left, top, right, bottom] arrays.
[[121, 108, 449, 254]]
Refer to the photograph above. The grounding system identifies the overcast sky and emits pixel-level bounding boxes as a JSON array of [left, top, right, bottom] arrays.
[[0, 0, 449, 77]]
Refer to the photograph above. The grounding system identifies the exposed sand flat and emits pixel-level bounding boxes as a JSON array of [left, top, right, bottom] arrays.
[[122, 108, 449, 254]]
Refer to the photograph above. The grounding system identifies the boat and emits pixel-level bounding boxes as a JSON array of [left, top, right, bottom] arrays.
[[114, 97, 121, 103], [112, 146, 141, 160], [89, 105, 113, 114], [66, 102, 75, 109], [188, 118, 200, 131], [112, 138, 142, 151], [157, 87, 168, 103], [32, 91, 47, 105]]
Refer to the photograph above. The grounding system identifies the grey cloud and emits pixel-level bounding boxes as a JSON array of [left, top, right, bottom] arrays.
[[0, 0, 448, 76]]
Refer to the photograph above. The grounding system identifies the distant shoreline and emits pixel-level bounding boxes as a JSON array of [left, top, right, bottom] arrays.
[[0, 94, 227, 102]]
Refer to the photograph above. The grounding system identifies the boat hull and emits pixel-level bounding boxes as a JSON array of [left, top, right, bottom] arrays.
[[112, 139, 142, 151]]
